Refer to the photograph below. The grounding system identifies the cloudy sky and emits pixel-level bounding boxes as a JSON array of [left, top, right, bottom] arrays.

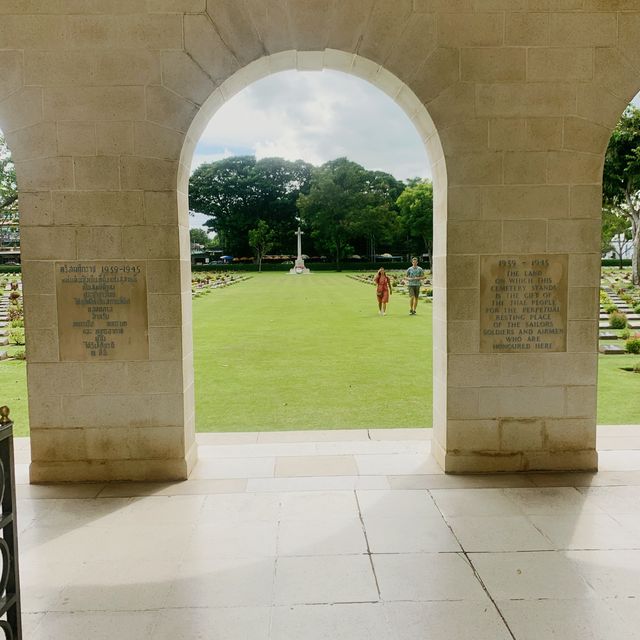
[[192, 69, 429, 181], [190, 70, 428, 228]]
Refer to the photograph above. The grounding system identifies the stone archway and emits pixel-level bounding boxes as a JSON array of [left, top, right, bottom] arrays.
[[179, 48, 448, 467], [0, 4, 636, 481]]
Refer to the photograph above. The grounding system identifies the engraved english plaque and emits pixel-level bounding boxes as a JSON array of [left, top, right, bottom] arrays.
[[56, 261, 149, 361], [480, 255, 568, 353]]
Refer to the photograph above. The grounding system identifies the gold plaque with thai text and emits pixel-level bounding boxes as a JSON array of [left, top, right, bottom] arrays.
[[480, 255, 568, 353], [56, 261, 149, 361]]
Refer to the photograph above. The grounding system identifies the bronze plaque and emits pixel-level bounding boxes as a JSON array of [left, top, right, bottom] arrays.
[[56, 261, 149, 361], [480, 255, 568, 353]]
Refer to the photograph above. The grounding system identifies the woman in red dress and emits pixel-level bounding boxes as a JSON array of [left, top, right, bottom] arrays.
[[374, 267, 392, 315]]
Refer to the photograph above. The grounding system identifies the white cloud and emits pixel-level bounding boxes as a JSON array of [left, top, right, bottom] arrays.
[[192, 70, 430, 181], [190, 148, 237, 170]]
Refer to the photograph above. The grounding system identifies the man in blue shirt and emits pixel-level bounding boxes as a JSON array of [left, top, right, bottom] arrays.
[[406, 257, 425, 315]]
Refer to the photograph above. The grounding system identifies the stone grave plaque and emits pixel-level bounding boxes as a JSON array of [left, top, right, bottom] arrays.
[[480, 255, 568, 353], [56, 261, 149, 361]]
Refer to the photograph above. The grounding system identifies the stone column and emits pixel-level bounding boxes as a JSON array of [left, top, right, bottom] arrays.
[[0, 11, 197, 482]]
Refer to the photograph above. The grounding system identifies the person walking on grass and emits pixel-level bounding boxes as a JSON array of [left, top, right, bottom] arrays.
[[374, 267, 392, 315], [406, 257, 425, 315]]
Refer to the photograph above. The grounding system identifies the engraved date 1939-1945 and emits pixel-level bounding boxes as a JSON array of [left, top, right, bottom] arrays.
[[100, 264, 142, 274]]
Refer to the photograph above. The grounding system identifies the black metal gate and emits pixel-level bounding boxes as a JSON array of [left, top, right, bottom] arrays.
[[0, 406, 21, 639]]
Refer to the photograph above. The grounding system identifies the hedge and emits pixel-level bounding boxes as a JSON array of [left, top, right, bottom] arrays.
[[602, 259, 632, 267], [0, 259, 633, 275], [191, 261, 409, 273]]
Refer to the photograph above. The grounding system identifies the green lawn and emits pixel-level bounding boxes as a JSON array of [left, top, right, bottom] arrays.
[[193, 272, 432, 431], [1, 271, 640, 436], [597, 353, 640, 424], [0, 359, 28, 435]]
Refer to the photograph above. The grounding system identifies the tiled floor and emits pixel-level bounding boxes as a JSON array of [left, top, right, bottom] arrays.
[[13, 426, 640, 639]]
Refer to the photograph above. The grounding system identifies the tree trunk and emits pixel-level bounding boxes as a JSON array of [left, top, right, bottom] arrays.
[[420, 236, 432, 271], [0, 194, 18, 210], [624, 185, 639, 285], [633, 222, 640, 285]]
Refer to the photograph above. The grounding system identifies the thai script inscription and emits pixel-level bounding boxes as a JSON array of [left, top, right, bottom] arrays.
[[56, 262, 149, 361]]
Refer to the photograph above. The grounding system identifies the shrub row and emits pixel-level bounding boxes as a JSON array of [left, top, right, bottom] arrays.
[[1, 260, 634, 275], [601, 259, 632, 267], [191, 262, 407, 272]]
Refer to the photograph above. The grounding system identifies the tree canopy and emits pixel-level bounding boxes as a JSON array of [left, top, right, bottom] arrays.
[[0, 133, 18, 248], [189, 228, 213, 248], [603, 105, 640, 283], [248, 219, 275, 271], [396, 178, 434, 264], [189, 154, 433, 265], [297, 157, 404, 268], [189, 155, 313, 257]]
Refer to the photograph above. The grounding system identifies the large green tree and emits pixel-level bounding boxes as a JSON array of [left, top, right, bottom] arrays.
[[248, 219, 275, 272], [0, 133, 18, 248], [396, 178, 434, 264], [601, 206, 632, 267], [603, 105, 640, 283], [189, 228, 213, 248], [297, 158, 403, 268], [345, 169, 404, 260], [189, 155, 313, 257]]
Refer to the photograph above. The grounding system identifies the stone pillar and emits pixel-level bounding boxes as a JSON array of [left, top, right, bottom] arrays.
[[425, 10, 629, 472], [0, 12, 197, 482]]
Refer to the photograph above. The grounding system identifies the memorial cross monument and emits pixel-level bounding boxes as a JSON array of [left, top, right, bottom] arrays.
[[290, 227, 310, 275]]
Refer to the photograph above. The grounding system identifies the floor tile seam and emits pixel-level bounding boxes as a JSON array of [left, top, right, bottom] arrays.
[[275, 549, 369, 558], [24, 606, 184, 615], [250, 473, 392, 481], [240, 551, 470, 560], [270, 553, 279, 626], [425, 489, 518, 640], [272, 598, 381, 607], [519, 510, 558, 547], [270, 495, 284, 615], [491, 597, 621, 610], [198, 444, 431, 453], [463, 548, 640, 555], [354, 490, 382, 601], [23, 479, 640, 499]]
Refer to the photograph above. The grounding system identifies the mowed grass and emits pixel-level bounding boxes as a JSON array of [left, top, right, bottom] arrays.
[[193, 272, 432, 431], [0, 360, 28, 436], [597, 353, 640, 424], [1, 272, 640, 435]]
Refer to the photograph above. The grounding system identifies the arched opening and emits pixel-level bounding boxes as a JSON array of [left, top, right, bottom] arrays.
[[178, 51, 448, 442], [598, 90, 640, 430], [0, 129, 26, 431]]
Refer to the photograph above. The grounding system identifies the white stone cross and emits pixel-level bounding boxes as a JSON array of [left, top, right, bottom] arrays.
[[295, 226, 304, 260]]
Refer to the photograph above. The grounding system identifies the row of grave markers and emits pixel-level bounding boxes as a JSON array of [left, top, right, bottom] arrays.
[[0, 285, 15, 359], [599, 286, 640, 355]]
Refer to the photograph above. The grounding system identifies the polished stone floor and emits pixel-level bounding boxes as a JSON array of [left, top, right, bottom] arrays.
[[15, 426, 640, 639]]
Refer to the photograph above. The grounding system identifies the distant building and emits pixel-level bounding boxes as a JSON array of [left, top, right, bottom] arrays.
[[604, 234, 633, 261]]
